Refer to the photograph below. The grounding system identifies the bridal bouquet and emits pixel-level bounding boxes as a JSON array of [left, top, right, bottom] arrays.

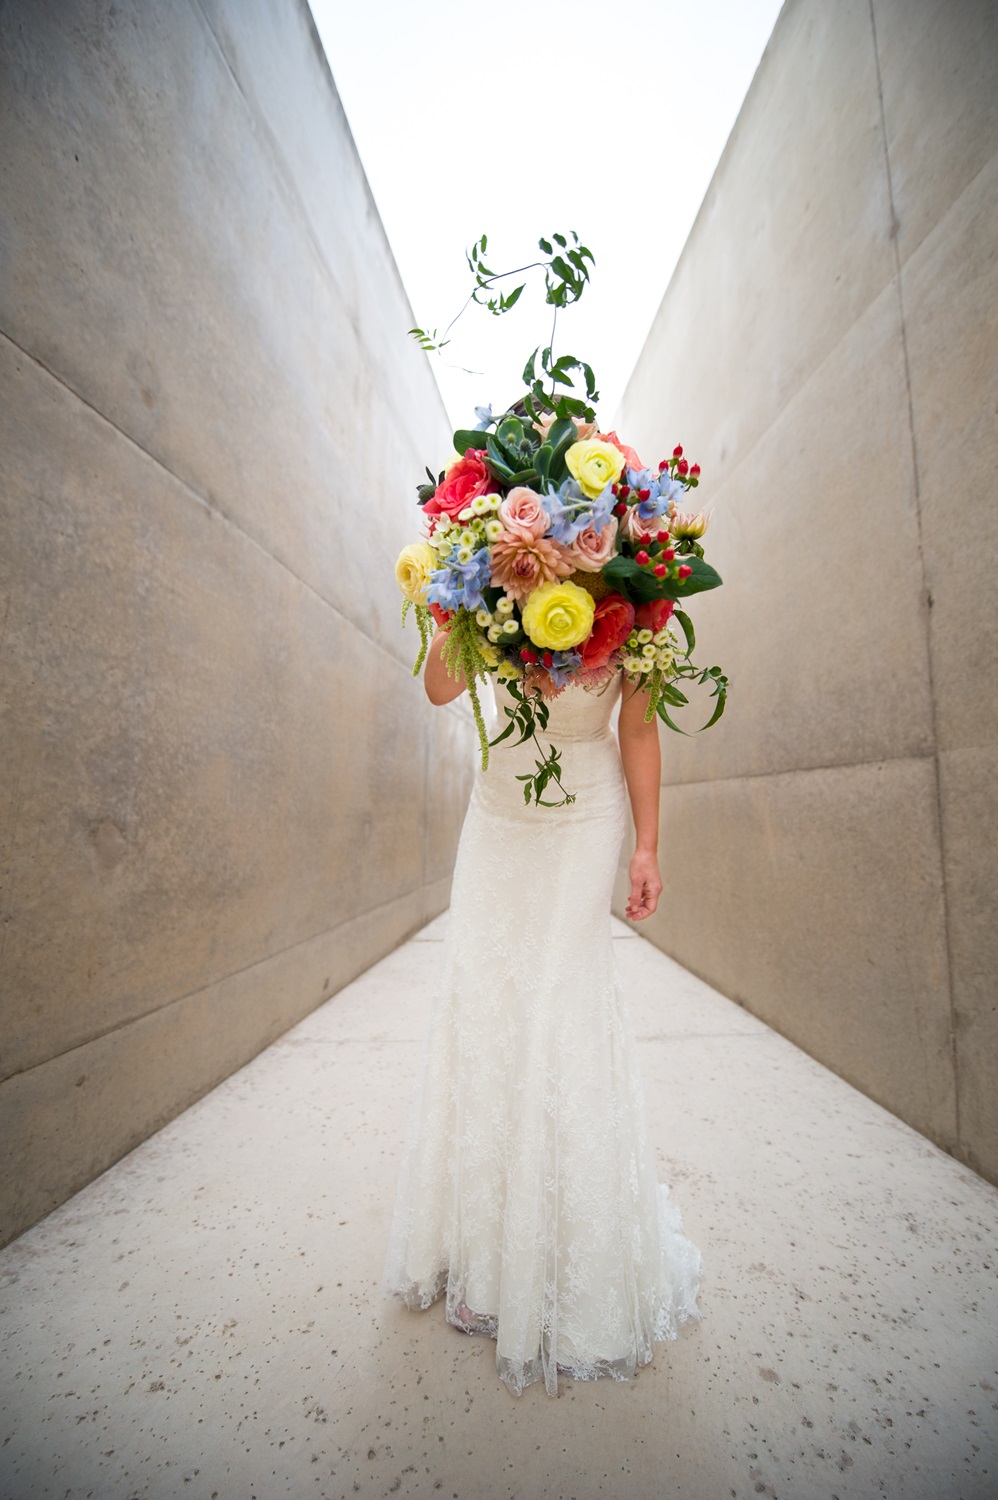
[[395, 234, 727, 807]]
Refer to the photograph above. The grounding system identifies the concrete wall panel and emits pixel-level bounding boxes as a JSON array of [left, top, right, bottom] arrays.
[[618, 0, 998, 1179], [872, 0, 998, 268], [620, 0, 894, 496], [0, 0, 432, 662], [658, 281, 932, 788], [650, 759, 956, 1148], [0, 0, 473, 1244], [902, 152, 998, 754]]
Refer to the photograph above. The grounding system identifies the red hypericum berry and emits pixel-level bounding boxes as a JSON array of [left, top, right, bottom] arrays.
[[673, 445, 683, 458], [677, 458, 689, 476], [653, 563, 667, 578], [618, 485, 630, 500], [664, 548, 676, 561], [690, 463, 701, 476], [520, 647, 535, 663], [678, 564, 692, 578], [611, 483, 619, 496], [635, 550, 650, 566], [613, 501, 627, 517], [640, 531, 652, 545], [542, 651, 553, 669], [658, 459, 668, 471], [638, 488, 650, 502], [657, 529, 670, 544]]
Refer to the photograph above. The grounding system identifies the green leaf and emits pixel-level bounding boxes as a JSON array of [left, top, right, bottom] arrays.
[[452, 429, 486, 454], [661, 557, 723, 600], [546, 417, 575, 451], [523, 349, 538, 384], [657, 681, 690, 707], [538, 237, 553, 254], [552, 232, 567, 248], [535, 443, 553, 482], [674, 609, 695, 655], [502, 284, 524, 311]]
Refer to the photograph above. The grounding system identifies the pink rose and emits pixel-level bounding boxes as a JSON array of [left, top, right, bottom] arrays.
[[498, 486, 548, 541], [621, 505, 655, 543], [598, 430, 643, 474], [423, 449, 493, 522], [566, 517, 618, 572], [533, 413, 599, 443], [489, 531, 573, 603], [578, 594, 635, 669]]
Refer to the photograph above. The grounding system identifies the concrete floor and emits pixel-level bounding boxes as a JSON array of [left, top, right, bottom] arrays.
[[1, 917, 996, 1500]]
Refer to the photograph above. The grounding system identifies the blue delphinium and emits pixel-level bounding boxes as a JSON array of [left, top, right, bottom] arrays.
[[473, 404, 494, 431], [542, 478, 616, 545], [426, 546, 492, 613], [545, 650, 583, 688], [626, 465, 685, 524]]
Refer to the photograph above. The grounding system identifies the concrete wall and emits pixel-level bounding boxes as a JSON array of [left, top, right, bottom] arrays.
[[0, 0, 473, 1247], [616, 0, 998, 1181]]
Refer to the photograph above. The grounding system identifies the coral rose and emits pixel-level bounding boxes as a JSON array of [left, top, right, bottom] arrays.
[[429, 602, 454, 630], [423, 449, 493, 522], [635, 598, 675, 632], [489, 531, 573, 603], [498, 486, 549, 541], [566, 517, 618, 572], [578, 593, 635, 669], [598, 430, 644, 473]]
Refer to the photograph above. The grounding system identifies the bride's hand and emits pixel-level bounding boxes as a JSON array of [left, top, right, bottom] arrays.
[[625, 848, 662, 922]]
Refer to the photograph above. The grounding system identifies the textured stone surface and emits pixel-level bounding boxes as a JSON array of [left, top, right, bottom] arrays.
[[655, 280, 932, 789], [620, 0, 894, 494], [0, 921, 995, 1500], [0, 0, 473, 1245], [872, 0, 998, 268], [616, 0, 998, 1181], [646, 758, 956, 1150]]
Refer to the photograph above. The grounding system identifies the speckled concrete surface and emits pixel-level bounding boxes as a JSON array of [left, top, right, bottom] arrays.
[[1, 918, 995, 1500]]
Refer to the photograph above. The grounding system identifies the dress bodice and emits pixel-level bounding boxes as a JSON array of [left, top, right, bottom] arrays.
[[489, 674, 622, 742], [477, 674, 626, 822]]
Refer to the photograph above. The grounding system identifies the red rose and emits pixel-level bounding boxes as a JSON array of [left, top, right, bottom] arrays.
[[579, 593, 635, 669], [429, 602, 454, 630], [635, 598, 674, 632], [423, 449, 493, 522]]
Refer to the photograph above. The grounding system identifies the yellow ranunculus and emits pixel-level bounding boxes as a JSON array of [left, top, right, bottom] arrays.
[[394, 542, 437, 605], [521, 580, 595, 651], [564, 440, 626, 499]]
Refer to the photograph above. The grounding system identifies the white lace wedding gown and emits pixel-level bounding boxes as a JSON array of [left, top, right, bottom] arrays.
[[384, 674, 701, 1396]]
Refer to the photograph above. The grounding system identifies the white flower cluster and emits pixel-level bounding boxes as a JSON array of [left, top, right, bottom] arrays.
[[429, 493, 504, 563], [472, 593, 524, 674], [622, 626, 678, 679]]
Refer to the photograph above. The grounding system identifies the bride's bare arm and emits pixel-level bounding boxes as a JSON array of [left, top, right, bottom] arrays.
[[617, 682, 663, 921], [423, 628, 468, 705]]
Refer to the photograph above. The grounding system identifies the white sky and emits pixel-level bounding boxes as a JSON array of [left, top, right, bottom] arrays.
[[307, 0, 784, 432]]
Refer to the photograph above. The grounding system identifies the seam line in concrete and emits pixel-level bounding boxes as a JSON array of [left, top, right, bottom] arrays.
[[659, 746, 940, 793], [0, 886, 425, 1088], [0, 327, 465, 712], [869, 0, 960, 1150]]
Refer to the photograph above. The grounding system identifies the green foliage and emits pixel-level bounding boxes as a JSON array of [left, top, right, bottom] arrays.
[[490, 680, 576, 807], [603, 554, 723, 605]]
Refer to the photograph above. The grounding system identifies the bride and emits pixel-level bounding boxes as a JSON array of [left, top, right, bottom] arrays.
[[383, 627, 702, 1396]]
